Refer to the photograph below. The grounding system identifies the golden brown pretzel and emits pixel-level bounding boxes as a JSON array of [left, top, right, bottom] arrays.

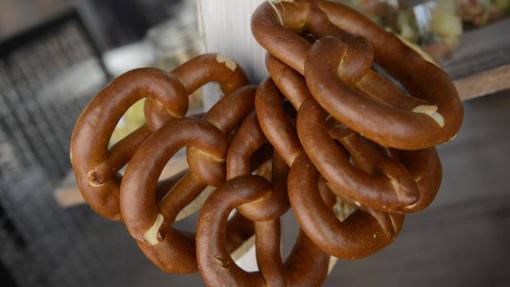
[[297, 99, 445, 213], [260, 52, 443, 261], [71, 53, 247, 220], [266, 54, 309, 110], [148, 63, 251, 221], [196, 175, 330, 287], [226, 111, 290, 220], [223, 110, 328, 286], [254, 73, 396, 258], [288, 153, 404, 259], [70, 68, 187, 220], [254, 74, 399, 257], [326, 119, 443, 213], [144, 53, 248, 131], [255, 78, 301, 167], [120, 84, 257, 273], [119, 117, 254, 273], [157, 85, 257, 224], [252, 0, 463, 149], [68, 0, 464, 280], [120, 118, 226, 272], [266, 53, 443, 213]]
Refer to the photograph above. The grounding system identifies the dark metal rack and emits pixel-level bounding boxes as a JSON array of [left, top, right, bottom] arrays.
[[0, 8, 109, 287]]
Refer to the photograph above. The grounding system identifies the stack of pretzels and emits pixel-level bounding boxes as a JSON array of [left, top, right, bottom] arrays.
[[70, 1, 463, 286]]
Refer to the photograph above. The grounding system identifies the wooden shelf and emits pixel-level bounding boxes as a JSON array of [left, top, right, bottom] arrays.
[[0, 0, 73, 43]]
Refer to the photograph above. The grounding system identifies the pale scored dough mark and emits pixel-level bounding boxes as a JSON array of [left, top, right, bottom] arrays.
[[190, 147, 225, 163], [267, 0, 295, 25], [412, 105, 445, 127], [215, 54, 237, 71], [389, 176, 400, 196], [87, 170, 105, 187], [143, 213, 165, 246], [389, 214, 398, 234]]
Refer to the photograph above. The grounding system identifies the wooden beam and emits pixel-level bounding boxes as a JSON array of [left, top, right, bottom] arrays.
[[455, 64, 510, 101]]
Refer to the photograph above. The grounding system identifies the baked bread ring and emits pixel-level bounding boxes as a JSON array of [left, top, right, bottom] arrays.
[[196, 175, 330, 287], [227, 111, 290, 220], [288, 153, 404, 259], [144, 53, 248, 131], [70, 68, 187, 219], [252, 0, 463, 149]]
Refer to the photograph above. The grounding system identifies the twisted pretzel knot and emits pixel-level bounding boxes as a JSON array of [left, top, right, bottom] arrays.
[[69, 0, 464, 285], [251, 0, 460, 260], [252, 0, 463, 149], [70, 54, 247, 220]]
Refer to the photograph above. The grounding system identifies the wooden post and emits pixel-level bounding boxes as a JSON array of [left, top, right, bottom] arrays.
[[197, 0, 267, 83]]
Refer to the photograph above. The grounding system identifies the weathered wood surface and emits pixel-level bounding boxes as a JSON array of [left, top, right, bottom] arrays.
[[455, 64, 510, 101], [0, 0, 72, 42]]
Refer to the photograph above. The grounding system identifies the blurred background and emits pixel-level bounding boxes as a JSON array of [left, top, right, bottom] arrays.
[[0, 0, 509, 286]]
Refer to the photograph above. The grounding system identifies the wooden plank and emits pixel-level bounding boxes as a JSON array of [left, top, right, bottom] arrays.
[[455, 64, 510, 101], [197, 0, 267, 83], [0, 0, 73, 43]]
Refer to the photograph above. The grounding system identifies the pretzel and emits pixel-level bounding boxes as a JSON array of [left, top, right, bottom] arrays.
[[119, 117, 256, 273], [298, 99, 445, 213], [70, 68, 185, 220], [157, 85, 258, 225], [120, 83, 257, 273], [222, 109, 331, 286], [70, 54, 247, 220], [258, 51, 444, 260], [145, 54, 248, 131], [226, 111, 290, 220], [325, 118, 442, 213], [68, 1, 464, 283], [252, 0, 463, 150], [288, 153, 404, 259], [265, 50, 443, 213], [196, 175, 330, 287], [255, 78, 301, 167]]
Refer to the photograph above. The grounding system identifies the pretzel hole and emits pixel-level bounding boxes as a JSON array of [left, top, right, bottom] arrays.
[[361, 64, 433, 111], [234, 211, 299, 272], [371, 64, 411, 97], [109, 99, 146, 146], [156, 148, 212, 223], [221, 209, 257, 271], [233, 237, 259, 272], [332, 199, 357, 222], [280, 210, 301, 258], [158, 148, 188, 183]]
